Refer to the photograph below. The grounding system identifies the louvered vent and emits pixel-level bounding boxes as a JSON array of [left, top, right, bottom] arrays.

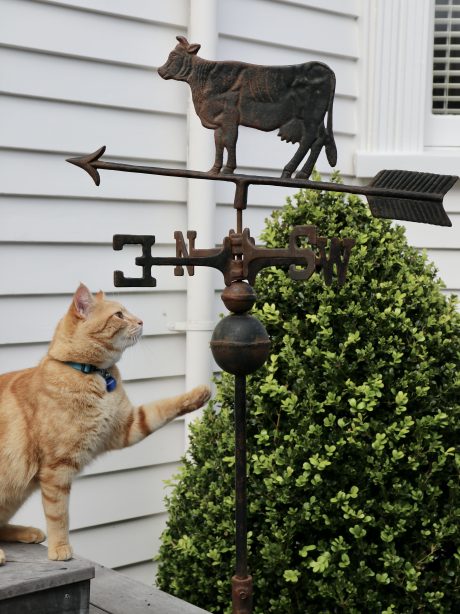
[[433, 0, 460, 114]]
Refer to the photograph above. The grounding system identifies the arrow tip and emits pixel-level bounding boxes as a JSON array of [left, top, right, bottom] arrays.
[[66, 145, 106, 186]]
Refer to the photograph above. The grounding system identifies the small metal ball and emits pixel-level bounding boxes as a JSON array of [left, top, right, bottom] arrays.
[[210, 314, 270, 375], [221, 282, 256, 314]]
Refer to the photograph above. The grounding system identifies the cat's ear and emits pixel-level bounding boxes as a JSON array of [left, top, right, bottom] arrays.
[[73, 283, 94, 319], [95, 290, 105, 301]]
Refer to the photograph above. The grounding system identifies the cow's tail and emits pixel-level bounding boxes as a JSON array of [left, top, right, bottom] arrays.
[[325, 72, 337, 168]]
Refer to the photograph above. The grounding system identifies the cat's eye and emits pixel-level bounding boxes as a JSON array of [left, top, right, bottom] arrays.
[[114, 311, 124, 319]]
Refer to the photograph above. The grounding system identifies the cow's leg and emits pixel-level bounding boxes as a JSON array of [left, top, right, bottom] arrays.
[[281, 136, 310, 178], [296, 130, 326, 179], [209, 128, 224, 175], [222, 123, 238, 174]]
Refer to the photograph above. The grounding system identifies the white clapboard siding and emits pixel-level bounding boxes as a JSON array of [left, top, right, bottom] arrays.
[[0, 243, 189, 295], [0, 292, 186, 345], [0, 48, 187, 116], [0, 334, 185, 380], [218, 0, 359, 60], [81, 421, 185, 478], [0, 150, 188, 201], [12, 462, 181, 530], [0, 198, 186, 244], [0, 0, 185, 67], [70, 513, 169, 569], [1, 96, 186, 162], [41, 0, 188, 27]]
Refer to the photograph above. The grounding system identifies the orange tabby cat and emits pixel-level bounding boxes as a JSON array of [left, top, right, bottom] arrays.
[[0, 284, 210, 565]]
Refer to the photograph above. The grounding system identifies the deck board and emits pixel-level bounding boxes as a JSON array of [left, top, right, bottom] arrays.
[[90, 562, 210, 613]]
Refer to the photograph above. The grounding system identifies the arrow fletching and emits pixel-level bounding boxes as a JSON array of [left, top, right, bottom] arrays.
[[366, 170, 457, 227]]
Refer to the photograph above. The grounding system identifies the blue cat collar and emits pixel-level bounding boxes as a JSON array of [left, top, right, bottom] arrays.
[[65, 361, 117, 392]]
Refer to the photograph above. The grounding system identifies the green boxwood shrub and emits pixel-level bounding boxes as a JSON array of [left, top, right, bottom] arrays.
[[156, 174, 460, 613]]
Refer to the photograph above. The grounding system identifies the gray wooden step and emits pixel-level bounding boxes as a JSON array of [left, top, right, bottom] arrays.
[[0, 541, 211, 613], [0, 541, 94, 614]]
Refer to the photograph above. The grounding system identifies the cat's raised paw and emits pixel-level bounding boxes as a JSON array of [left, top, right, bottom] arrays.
[[179, 385, 211, 415], [48, 543, 73, 561]]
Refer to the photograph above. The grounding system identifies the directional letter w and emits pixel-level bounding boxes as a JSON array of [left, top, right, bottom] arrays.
[[316, 237, 355, 286]]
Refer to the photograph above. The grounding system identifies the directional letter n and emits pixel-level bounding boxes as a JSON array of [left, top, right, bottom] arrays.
[[174, 231, 197, 276]]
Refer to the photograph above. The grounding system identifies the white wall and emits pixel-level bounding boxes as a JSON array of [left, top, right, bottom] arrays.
[[5, 0, 456, 589]]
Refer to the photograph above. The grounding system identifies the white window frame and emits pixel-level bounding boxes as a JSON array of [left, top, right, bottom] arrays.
[[356, 0, 460, 179], [425, 0, 460, 148]]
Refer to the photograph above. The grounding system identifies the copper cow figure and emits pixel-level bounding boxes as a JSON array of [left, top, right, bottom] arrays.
[[158, 36, 337, 179]]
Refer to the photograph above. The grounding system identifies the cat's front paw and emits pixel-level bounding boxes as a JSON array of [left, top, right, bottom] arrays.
[[48, 543, 73, 561], [179, 385, 211, 415], [0, 549, 5, 565]]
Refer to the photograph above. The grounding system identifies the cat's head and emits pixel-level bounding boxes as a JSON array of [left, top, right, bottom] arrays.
[[49, 284, 143, 368]]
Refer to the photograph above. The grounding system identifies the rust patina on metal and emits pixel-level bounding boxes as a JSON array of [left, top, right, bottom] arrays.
[[66, 38, 458, 614], [68, 145, 456, 227], [158, 36, 337, 179]]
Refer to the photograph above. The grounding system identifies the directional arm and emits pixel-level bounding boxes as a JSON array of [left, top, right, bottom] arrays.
[[113, 227, 356, 289], [68, 146, 457, 226]]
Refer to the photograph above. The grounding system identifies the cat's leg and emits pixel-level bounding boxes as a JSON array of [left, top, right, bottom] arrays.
[[115, 385, 211, 448], [0, 548, 5, 565], [0, 524, 45, 544], [39, 463, 75, 561]]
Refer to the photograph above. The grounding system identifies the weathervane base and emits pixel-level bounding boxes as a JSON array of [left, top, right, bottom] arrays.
[[232, 575, 253, 614]]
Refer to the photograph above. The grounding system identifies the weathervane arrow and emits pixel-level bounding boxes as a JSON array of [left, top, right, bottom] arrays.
[[67, 146, 457, 227]]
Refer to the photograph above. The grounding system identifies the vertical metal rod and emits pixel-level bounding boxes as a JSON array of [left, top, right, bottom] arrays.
[[234, 373, 248, 576], [232, 373, 253, 614], [237, 209, 243, 235]]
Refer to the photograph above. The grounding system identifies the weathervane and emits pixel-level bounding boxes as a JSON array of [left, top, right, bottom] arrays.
[[67, 37, 457, 614]]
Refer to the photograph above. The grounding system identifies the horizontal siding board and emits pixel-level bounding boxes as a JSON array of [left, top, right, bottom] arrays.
[[123, 376, 186, 406], [39, 0, 188, 26], [0, 244, 188, 295], [274, 0, 360, 18], [70, 513, 167, 568], [11, 462, 181, 530], [0, 96, 186, 161], [0, 334, 186, 379], [219, 36, 358, 98], [0, 48, 187, 115], [81, 420, 185, 477], [0, 151, 187, 201], [0, 197, 186, 244], [402, 216, 460, 250], [0, 292, 186, 345], [0, 0, 184, 68], [425, 249, 460, 291], [218, 0, 359, 60]]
